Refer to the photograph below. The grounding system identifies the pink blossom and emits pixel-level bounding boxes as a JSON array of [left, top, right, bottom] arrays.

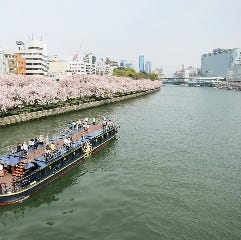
[[0, 74, 161, 112]]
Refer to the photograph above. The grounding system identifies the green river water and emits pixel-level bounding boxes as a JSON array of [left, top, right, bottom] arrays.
[[0, 86, 240, 239]]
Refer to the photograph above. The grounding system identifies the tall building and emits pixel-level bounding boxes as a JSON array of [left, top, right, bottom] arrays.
[[145, 61, 151, 74], [17, 39, 48, 76], [139, 55, 144, 72], [201, 48, 241, 77]]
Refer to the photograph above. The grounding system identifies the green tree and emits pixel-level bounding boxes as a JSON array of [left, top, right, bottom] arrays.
[[113, 68, 159, 80]]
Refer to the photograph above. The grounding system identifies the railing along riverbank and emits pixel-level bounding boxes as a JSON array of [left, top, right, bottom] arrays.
[[0, 87, 160, 127]]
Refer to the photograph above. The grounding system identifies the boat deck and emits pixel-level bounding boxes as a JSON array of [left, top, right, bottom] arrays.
[[0, 124, 103, 193]]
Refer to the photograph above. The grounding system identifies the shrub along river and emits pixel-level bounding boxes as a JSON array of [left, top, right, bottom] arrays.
[[0, 86, 240, 240]]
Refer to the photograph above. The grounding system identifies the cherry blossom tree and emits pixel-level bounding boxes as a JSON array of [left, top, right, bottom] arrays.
[[0, 74, 161, 113]]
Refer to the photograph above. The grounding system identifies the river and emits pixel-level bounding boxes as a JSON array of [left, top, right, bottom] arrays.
[[0, 86, 241, 239]]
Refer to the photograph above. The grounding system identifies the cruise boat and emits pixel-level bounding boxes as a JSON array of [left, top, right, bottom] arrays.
[[0, 119, 119, 206]]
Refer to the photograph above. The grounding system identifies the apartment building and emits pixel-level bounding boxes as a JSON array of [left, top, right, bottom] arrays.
[[17, 40, 48, 76]]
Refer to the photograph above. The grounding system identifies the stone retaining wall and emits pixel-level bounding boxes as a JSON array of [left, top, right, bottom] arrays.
[[0, 88, 160, 127]]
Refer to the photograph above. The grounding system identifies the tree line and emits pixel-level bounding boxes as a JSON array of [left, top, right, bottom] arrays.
[[113, 68, 159, 80]]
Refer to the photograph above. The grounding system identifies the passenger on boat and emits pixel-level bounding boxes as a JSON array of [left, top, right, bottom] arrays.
[[28, 139, 35, 149], [72, 120, 77, 130], [39, 134, 44, 145], [92, 117, 96, 125], [21, 142, 28, 154], [64, 137, 71, 150], [17, 143, 22, 152], [33, 138, 39, 149], [45, 145, 51, 158], [76, 119, 82, 130], [83, 122, 87, 131], [68, 122, 73, 130], [69, 137, 73, 147], [102, 118, 107, 127], [107, 120, 113, 129], [50, 142, 57, 152], [44, 135, 49, 146]]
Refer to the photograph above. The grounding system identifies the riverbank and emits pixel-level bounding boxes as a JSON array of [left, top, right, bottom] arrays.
[[215, 81, 241, 90], [0, 87, 160, 127]]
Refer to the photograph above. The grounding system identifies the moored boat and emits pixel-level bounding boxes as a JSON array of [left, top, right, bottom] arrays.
[[0, 118, 119, 206]]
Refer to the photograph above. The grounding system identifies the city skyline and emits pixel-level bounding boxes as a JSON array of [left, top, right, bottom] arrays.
[[1, 0, 241, 76]]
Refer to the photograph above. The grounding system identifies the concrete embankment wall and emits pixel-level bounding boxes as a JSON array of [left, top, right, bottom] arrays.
[[0, 88, 160, 127]]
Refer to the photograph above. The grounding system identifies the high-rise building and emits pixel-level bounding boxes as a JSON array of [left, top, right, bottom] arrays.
[[17, 39, 48, 76], [139, 55, 144, 72], [201, 48, 241, 77], [145, 61, 151, 74]]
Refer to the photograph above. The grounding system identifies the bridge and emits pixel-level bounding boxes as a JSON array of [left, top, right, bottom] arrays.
[[161, 77, 225, 87]]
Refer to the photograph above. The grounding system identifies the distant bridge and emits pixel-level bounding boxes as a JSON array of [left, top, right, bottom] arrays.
[[161, 77, 225, 87]]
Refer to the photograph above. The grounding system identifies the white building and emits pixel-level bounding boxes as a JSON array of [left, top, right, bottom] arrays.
[[66, 52, 96, 76], [83, 52, 96, 75], [174, 65, 200, 78], [96, 58, 118, 76], [17, 40, 48, 76], [48, 56, 68, 81], [201, 48, 241, 77], [0, 48, 9, 76], [226, 64, 241, 81], [67, 58, 86, 75]]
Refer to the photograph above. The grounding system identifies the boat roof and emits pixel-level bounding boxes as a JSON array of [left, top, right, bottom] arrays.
[[0, 122, 106, 168]]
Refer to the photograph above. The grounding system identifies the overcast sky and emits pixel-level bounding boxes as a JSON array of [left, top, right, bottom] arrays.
[[1, 0, 241, 75]]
